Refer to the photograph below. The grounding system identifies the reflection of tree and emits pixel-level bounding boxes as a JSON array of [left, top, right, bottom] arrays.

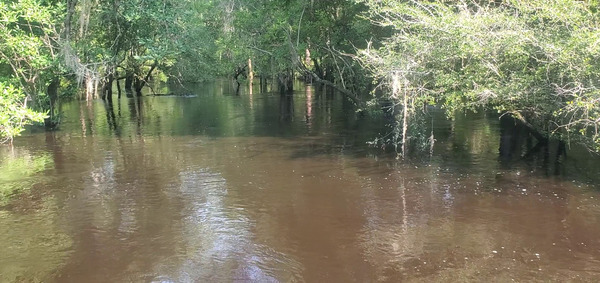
[[355, 164, 580, 281], [500, 115, 568, 176], [0, 196, 73, 282], [279, 93, 294, 122], [128, 96, 143, 136], [0, 148, 53, 204], [168, 168, 285, 282], [103, 99, 119, 134], [0, 148, 70, 282], [305, 85, 313, 131], [52, 137, 186, 281]]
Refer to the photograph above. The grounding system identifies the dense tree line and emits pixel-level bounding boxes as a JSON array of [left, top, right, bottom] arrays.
[[1, 0, 600, 154], [359, 0, 600, 154]]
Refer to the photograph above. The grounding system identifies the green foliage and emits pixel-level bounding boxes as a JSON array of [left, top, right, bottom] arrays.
[[0, 0, 61, 80], [168, 1, 223, 81], [0, 83, 45, 143], [0, 0, 62, 133], [4, 0, 600, 153], [207, 0, 378, 86], [359, 0, 600, 151]]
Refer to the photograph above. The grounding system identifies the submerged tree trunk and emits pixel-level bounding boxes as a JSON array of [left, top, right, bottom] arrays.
[[260, 77, 267, 93], [102, 67, 114, 103], [106, 73, 114, 103], [116, 71, 122, 98], [233, 64, 247, 95], [508, 111, 548, 144], [134, 77, 142, 97], [125, 72, 133, 90], [45, 77, 60, 129], [278, 70, 294, 94], [124, 72, 134, 98]]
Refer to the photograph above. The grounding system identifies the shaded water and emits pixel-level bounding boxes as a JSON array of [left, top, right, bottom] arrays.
[[1, 81, 600, 282]]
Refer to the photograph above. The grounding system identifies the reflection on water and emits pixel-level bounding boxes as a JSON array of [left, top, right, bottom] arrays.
[[169, 168, 302, 282], [2, 80, 600, 282], [0, 147, 53, 204]]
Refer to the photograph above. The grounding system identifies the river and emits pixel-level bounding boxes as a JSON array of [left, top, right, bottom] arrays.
[[1, 80, 599, 282]]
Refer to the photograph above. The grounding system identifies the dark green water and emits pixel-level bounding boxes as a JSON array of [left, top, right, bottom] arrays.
[[1, 80, 599, 282]]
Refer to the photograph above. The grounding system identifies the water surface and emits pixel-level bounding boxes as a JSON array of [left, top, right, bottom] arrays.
[[1, 81, 599, 282]]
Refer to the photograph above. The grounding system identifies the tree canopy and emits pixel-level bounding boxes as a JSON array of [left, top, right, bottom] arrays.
[[359, 0, 600, 153], [1, 0, 600, 153]]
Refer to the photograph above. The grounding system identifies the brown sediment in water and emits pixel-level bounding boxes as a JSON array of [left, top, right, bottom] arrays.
[[1, 81, 599, 282]]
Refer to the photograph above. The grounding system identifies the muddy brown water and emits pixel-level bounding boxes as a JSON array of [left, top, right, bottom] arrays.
[[1, 81, 600, 282]]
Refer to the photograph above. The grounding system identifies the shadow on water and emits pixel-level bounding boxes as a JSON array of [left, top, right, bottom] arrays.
[[55, 80, 600, 185], [499, 115, 568, 176], [279, 92, 294, 123], [417, 108, 599, 185], [113, 82, 600, 183]]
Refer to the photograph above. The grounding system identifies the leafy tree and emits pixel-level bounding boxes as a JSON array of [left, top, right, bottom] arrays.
[[359, 0, 600, 154], [0, 0, 63, 140], [217, 0, 382, 100], [61, 0, 191, 98], [0, 83, 45, 143]]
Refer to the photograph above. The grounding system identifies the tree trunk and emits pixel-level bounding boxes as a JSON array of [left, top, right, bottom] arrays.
[[313, 58, 324, 78], [508, 111, 548, 144], [324, 65, 334, 82], [116, 71, 122, 98], [134, 77, 142, 97], [125, 72, 133, 90], [278, 70, 293, 94], [135, 61, 158, 96], [271, 57, 276, 85], [248, 58, 254, 82], [45, 77, 60, 129], [124, 72, 134, 98], [401, 82, 409, 158], [105, 71, 114, 103], [260, 77, 267, 93], [64, 0, 77, 39]]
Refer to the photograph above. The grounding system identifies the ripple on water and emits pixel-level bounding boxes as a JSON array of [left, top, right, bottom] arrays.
[[149, 168, 303, 282]]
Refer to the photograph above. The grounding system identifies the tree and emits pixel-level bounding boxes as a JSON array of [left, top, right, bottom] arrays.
[[359, 0, 600, 154], [60, 0, 191, 98], [0, 83, 45, 143], [215, 0, 380, 98], [0, 0, 63, 139]]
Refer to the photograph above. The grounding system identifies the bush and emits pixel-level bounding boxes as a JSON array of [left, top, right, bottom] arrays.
[[0, 83, 46, 144]]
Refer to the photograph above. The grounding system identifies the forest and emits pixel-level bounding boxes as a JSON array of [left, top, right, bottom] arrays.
[[5, 1, 600, 282], [2, 0, 600, 155]]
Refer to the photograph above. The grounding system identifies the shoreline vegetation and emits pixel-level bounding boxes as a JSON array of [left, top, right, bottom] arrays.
[[1, 0, 599, 155]]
